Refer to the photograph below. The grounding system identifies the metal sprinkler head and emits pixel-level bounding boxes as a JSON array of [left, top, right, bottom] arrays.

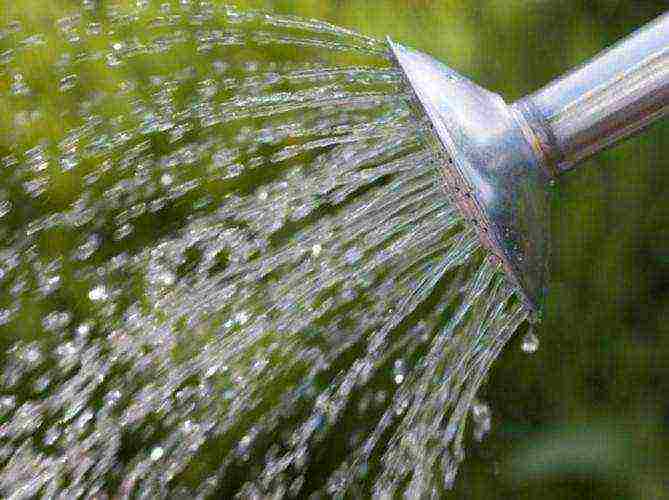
[[388, 12, 669, 314], [387, 39, 553, 313]]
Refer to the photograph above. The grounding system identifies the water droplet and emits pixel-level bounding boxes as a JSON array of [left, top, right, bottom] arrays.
[[238, 434, 252, 454], [34, 375, 50, 392], [10, 73, 30, 96], [41, 275, 62, 295], [0, 396, 16, 413], [104, 390, 122, 408], [43, 426, 60, 446], [59, 74, 78, 92], [24, 178, 48, 198], [441, 454, 458, 490], [344, 247, 362, 265], [22, 344, 42, 365], [88, 284, 108, 302], [471, 400, 492, 442], [236, 311, 249, 325], [6, 20, 21, 34], [59, 155, 79, 172], [0, 309, 11, 325], [114, 223, 134, 241], [42, 311, 72, 331], [160, 173, 173, 186], [158, 271, 176, 287], [0, 200, 12, 218], [471, 401, 490, 423], [521, 331, 539, 354], [225, 163, 243, 178], [85, 22, 101, 36], [73, 234, 101, 261], [150, 447, 164, 461], [0, 49, 14, 65], [75, 323, 91, 339], [212, 60, 228, 74], [392, 359, 406, 385], [75, 409, 94, 432], [106, 53, 122, 67]]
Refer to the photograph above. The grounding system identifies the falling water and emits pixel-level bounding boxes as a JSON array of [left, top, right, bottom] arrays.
[[0, 2, 532, 497]]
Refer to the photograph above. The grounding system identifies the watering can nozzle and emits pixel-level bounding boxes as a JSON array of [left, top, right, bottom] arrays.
[[387, 12, 669, 313]]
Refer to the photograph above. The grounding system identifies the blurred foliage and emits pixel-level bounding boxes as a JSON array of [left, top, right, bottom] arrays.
[[2, 0, 668, 498]]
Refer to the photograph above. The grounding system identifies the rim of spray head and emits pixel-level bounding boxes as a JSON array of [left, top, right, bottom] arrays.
[[387, 12, 669, 316]]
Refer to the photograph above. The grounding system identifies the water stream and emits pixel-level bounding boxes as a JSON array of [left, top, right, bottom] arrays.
[[0, 2, 532, 497]]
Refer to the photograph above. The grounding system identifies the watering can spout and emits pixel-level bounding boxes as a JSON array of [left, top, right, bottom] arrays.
[[387, 11, 669, 314], [515, 12, 669, 174], [387, 38, 553, 314]]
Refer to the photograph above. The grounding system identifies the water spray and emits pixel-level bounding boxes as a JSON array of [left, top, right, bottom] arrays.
[[0, 4, 665, 496], [389, 12, 669, 313]]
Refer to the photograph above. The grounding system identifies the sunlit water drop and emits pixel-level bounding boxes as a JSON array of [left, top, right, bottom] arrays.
[[0, 3, 533, 497], [88, 285, 108, 302], [521, 330, 540, 354]]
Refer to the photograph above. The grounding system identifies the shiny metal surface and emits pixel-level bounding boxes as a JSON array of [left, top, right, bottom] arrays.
[[388, 12, 669, 314], [518, 11, 669, 173], [387, 39, 552, 314]]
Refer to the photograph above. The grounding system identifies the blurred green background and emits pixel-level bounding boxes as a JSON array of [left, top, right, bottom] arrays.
[[3, 0, 668, 498], [227, 0, 669, 498]]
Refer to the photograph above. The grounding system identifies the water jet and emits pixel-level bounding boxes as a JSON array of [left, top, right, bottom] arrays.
[[0, 3, 665, 497]]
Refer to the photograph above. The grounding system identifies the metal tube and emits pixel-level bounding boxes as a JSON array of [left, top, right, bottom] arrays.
[[514, 12, 669, 175]]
